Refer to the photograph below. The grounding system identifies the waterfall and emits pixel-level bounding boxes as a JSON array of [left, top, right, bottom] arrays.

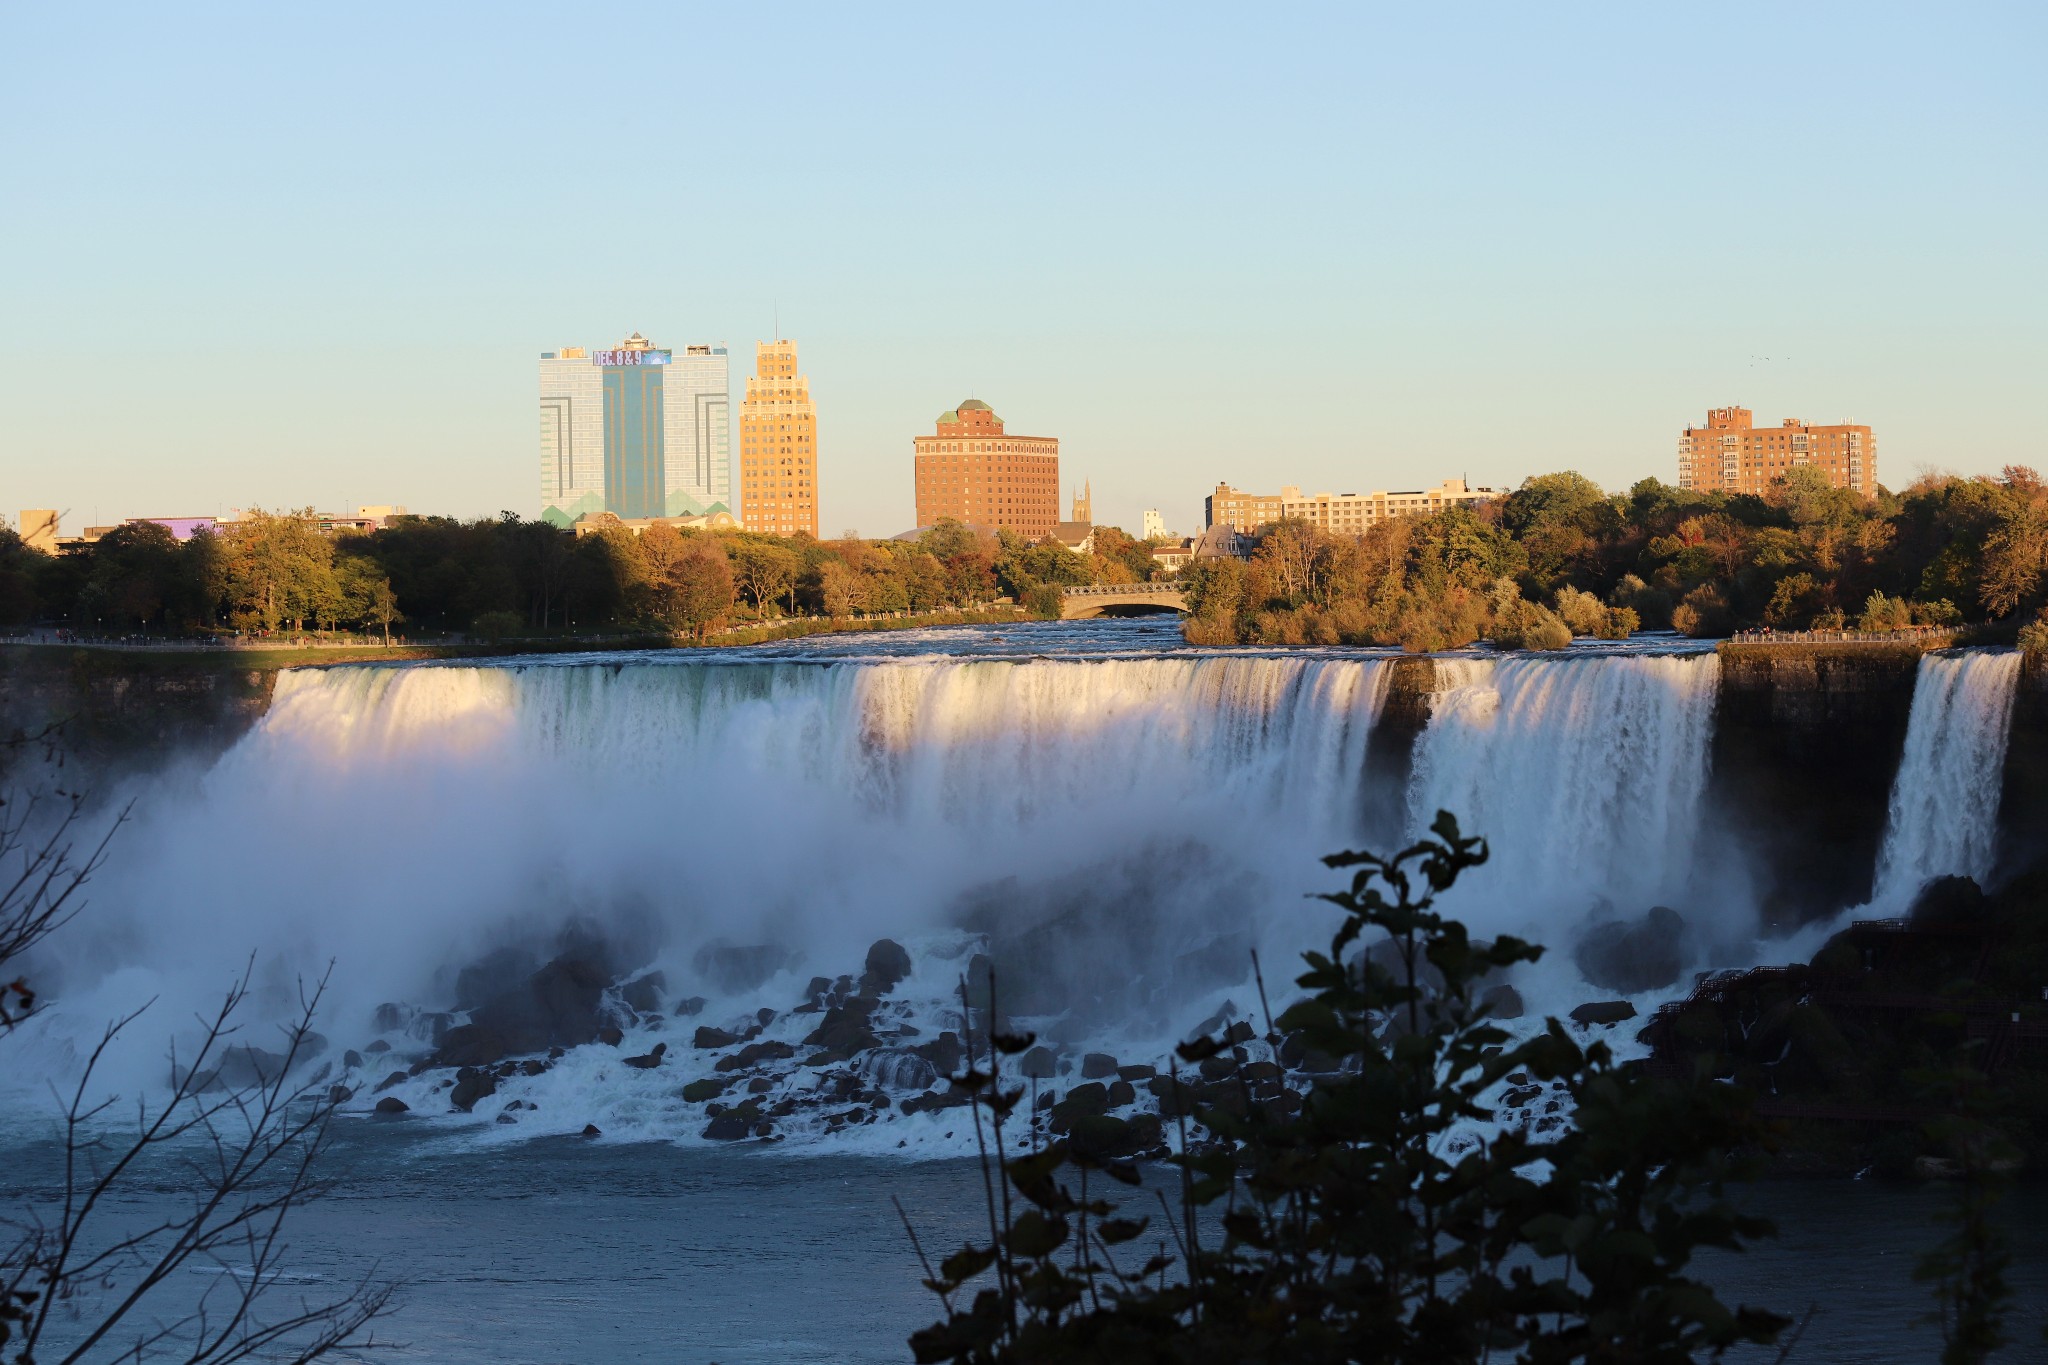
[[1407, 653, 1721, 938], [28, 654, 1394, 1089], [1869, 650, 2024, 909], [14, 643, 1766, 1134]]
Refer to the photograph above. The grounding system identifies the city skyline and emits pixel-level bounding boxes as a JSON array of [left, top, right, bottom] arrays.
[[5, 6, 2043, 536]]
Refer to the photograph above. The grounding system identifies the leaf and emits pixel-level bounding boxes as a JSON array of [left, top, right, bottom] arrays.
[[991, 1031, 1037, 1055], [1097, 1217, 1150, 1245], [1007, 1209, 1069, 1259], [937, 1243, 997, 1287]]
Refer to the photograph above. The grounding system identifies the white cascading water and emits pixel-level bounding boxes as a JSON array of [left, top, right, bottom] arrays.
[[1868, 650, 2025, 910], [16, 653, 1399, 1129], [1409, 654, 1720, 907], [16, 640, 1889, 1151], [1405, 653, 1724, 997]]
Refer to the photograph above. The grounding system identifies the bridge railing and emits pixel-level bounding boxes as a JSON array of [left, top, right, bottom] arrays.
[[1728, 626, 1957, 645], [1060, 583, 1184, 596]]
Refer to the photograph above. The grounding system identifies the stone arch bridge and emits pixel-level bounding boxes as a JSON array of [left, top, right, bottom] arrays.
[[1059, 582, 1190, 619]]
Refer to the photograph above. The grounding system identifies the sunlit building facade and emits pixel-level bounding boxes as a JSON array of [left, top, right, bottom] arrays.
[[538, 333, 730, 526], [1677, 407, 1875, 497], [912, 399, 1060, 539], [1204, 479, 1501, 534], [739, 340, 818, 537]]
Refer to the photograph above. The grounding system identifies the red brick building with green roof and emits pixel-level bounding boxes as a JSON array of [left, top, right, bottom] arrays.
[[912, 398, 1061, 539]]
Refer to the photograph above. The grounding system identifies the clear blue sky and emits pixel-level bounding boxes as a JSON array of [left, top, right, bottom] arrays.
[[3, 3, 2042, 538]]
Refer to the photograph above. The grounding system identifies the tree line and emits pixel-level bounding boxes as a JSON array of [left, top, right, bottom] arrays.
[[0, 512, 1166, 640], [1181, 464, 2048, 649], [10, 464, 2044, 649]]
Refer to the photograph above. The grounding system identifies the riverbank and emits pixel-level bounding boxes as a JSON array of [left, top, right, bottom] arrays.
[[2, 605, 1032, 669]]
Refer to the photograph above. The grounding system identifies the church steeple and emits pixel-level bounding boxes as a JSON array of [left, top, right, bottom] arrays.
[[1072, 479, 1092, 524]]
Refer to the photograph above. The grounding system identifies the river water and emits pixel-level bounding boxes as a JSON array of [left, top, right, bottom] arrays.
[[2, 620, 2036, 1359], [10, 1123, 2039, 1363]]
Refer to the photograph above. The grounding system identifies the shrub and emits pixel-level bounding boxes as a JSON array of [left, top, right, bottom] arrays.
[[1597, 604, 1640, 639], [1553, 585, 1607, 637], [1859, 590, 1915, 632], [470, 610, 524, 641], [1610, 573, 1674, 630], [905, 815, 1789, 1363], [1913, 598, 1962, 626], [2019, 609, 2048, 655], [1764, 572, 1821, 628], [1673, 583, 1732, 638], [1490, 598, 1572, 651], [1022, 584, 1065, 620]]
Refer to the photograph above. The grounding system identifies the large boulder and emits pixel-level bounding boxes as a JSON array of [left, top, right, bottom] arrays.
[[715, 1040, 796, 1073], [1065, 1112, 1163, 1161], [1080, 1052, 1120, 1079], [449, 1070, 497, 1112], [1574, 906, 1687, 996], [433, 955, 611, 1068], [622, 1042, 667, 1071], [860, 940, 913, 996], [1049, 1082, 1109, 1130], [913, 1032, 966, 1077], [801, 999, 880, 1058], [1569, 1000, 1639, 1028], [1018, 1046, 1058, 1079], [901, 1086, 972, 1115], [1480, 984, 1526, 1020], [619, 971, 668, 1016]]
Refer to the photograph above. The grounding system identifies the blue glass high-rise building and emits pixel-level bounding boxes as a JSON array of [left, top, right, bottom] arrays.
[[538, 332, 730, 527]]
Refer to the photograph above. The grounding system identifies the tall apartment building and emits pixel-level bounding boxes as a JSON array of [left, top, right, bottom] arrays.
[[1204, 479, 1501, 534], [912, 399, 1060, 539], [1142, 509, 1167, 541], [537, 332, 730, 526], [1677, 407, 1875, 496], [739, 340, 818, 537]]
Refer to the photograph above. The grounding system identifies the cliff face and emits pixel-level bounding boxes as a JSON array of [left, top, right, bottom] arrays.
[[1706, 645, 1927, 929], [0, 647, 277, 784], [1359, 657, 1437, 845], [1999, 655, 2048, 883], [1369, 643, 2034, 929]]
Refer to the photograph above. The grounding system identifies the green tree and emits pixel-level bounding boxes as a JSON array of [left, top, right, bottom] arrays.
[[662, 544, 733, 639], [730, 538, 801, 613], [224, 509, 336, 632], [0, 528, 43, 626]]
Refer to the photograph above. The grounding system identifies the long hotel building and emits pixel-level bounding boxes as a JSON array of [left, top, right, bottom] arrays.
[[1204, 479, 1501, 535], [538, 332, 730, 526], [912, 399, 1059, 538], [1677, 406, 1875, 496], [739, 340, 819, 537]]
